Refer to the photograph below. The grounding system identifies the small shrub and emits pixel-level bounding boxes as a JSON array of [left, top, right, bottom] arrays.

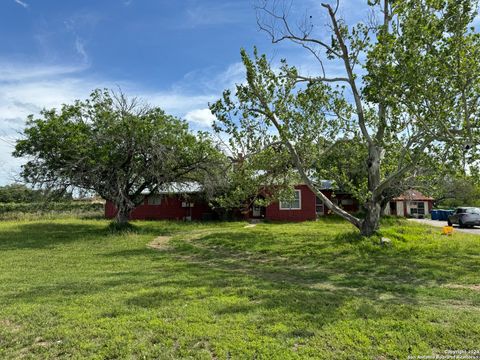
[[107, 221, 138, 233]]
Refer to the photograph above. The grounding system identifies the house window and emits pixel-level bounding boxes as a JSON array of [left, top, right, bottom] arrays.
[[410, 201, 425, 215], [417, 201, 425, 215], [316, 196, 324, 216], [147, 195, 162, 205], [279, 190, 301, 210], [252, 205, 263, 217], [341, 199, 354, 206]]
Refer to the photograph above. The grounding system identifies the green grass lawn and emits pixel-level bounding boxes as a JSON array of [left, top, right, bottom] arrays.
[[0, 217, 479, 359]]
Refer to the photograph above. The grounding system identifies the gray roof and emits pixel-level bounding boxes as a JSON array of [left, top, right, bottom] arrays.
[[316, 179, 335, 190], [141, 179, 335, 196], [142, 182, 203, 195]]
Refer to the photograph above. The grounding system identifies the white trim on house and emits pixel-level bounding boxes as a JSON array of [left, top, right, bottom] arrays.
[[396, 201, 405, 217], [279, 189, 302, 210]]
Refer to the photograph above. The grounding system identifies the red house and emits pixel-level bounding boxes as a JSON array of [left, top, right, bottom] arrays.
[[105, 183, 215, 221], [105, 183, 359, 222], [246, 184, 358, 221]]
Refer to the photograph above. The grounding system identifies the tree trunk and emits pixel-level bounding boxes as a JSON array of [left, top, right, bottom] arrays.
[[360, 144, 383, 236], [361, 201, 382, 236], [115, 204, 132, 225]]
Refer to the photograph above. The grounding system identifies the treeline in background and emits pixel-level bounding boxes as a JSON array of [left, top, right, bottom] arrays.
[[0, 184, 103, 220]]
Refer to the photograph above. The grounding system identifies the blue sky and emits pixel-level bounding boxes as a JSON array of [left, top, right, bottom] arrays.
[[3, 0, 476, 185], [1, 0, 301, 184]]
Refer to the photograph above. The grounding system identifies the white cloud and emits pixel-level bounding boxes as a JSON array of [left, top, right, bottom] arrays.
[[0, 57, 248, 185], [0, 67, 119, 136], [62, 12, 102, 68], [183, 2, 248, 28], [0, 62, 88, 82], [0, 62, 122, 185], [213, 62, 245, 90], [473, 13, 480, 28], [169, 61, 244, 96], [141, 61, 245, 119], [184, 108, 216, 127], [14, 0, 28, 8], [75, 38, 89, 64], [0, 136, 23, 185], [0, 79, 91, 127]]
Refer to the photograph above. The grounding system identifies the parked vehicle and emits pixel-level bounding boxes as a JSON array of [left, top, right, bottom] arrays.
[[447, 207, 480, 228]]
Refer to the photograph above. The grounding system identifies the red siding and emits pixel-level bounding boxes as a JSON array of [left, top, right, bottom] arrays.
[[265, 185, 317, 221], [105, 195, 212, 221], [105, 186, 361, 222], [328, 192, 359, 213]]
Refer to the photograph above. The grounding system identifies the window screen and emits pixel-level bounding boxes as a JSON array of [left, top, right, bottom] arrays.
[[279, 190, 301, 210]]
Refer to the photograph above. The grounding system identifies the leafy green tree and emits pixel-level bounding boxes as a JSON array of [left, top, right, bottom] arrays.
[[14, 89, 223, 224], [427, 174, 480, 207], [216, 151, 299, 215], [211, 0, 480, 236]]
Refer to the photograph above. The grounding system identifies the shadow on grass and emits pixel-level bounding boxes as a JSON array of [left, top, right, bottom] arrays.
[[106, 221, 138, 233], [0, 220, 171, 250], [0, 222, 109, 250]]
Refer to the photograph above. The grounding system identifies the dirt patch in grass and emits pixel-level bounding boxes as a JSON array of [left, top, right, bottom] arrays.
[[19, 337, 62, 358], [0, 319, 21, 333], [147, 235, 172, 250], [308, 282, 359, 292], [33, 337, 57, 347], [147, 229, 215, 250], [443, 283, 480, 292]]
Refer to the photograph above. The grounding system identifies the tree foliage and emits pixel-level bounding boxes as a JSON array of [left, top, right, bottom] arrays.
[[14, 89, 223, 224], [425, 174, 480, 207], [211, 0, 480, 236]]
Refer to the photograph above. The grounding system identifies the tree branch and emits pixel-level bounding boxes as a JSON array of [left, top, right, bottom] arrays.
[[293, 74, 350, 84], [321, 2, 372, 145], [248, 78, 362, 228]]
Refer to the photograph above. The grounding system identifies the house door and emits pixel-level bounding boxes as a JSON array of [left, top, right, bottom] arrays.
[[390, 201, 396, 216], [252, 205, 265, 218]]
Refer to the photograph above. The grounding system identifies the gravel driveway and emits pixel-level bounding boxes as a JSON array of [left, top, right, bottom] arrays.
[[408, 218, 480, 235]]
